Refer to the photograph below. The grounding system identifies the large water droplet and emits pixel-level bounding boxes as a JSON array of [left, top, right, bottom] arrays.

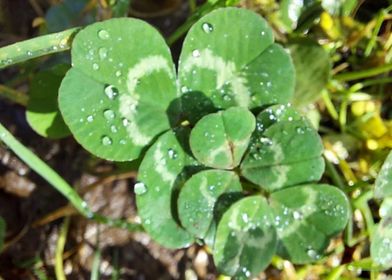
[[104, 85, 118, 100], [134, 182, 147, 195], [192, 49, 201, 58], [98, 29, 110, 40], [101, 135, 112, 146], [103, 109, 115, 120], [98, 47, 108, 60], [202, 22, 213, 33], [93, 63, 99, 70]]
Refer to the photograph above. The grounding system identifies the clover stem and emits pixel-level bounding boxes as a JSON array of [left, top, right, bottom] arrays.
[[0, 27, 81, 70]]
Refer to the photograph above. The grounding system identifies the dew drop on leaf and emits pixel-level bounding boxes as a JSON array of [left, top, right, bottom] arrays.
[[202, 22, 213, 33], [101, 135, 113, 146], [293, 211, 303, 220], [115, 70, 122, 77], [104, 85, 118, 100], [87, 115, 94, 122], [259, 137, 272, 145], [167, 148, 178, 159], [110, 125, 118, 133], [103, 109, 116, 120], [98, 29, 110, 40], [92, 63, 99, 70], [306, 248, 319, 259], [296, 127, 305, 134], [192, 49, 201, 58], [134, 182, 147, 195], [122, 118, 129, 127], [98, 47, 108, 59]]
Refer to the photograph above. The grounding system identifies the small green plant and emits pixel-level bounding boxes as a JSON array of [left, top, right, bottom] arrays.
[[371, 151, 392, 270], [0, 7, 351, 278], [56, 8, 350, 277]]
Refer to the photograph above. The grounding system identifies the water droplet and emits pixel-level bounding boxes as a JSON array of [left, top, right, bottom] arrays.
[[293, 211, 303, 220], [261, 31, 266, 36], [259, 137, 272, 145], [93, 63, 99, 70], [98, 29, 110, 40], [119, 139, 126, 145], [98, 47, 108, 59], [134, 182, 147, 195], [87, 115, 94, 122], [307, 248, 319, 259], [209, 185, 215, 191], [192, 49, 201, 58], [202, 22, 213, 33], [104, 85, 118, 100], [181, 86, 189, 93], [167, 148, 178, 159], [144, 219, 151, 225], [122, 118, 129, 127], [103, 109, 115, 120], [223, 94, 231, 101], [296, 127, 305, 134], [242, 213, 249, 223], [26, 51, 33, 56], [110, 125, 118, 133], [101, 135, 112, 146], [115, 70, 122, 77]]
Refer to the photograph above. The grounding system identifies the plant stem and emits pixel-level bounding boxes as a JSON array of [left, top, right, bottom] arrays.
[[334, 63, 392, 81], [0, 27, 81, 70], [55, 216, 70, 280], [0, 122, 143, 232], [0, 84, 28, 106]]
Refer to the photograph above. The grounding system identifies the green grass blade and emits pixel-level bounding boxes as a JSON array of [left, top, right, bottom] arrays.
[[0, 27, 80, 70], [0, 121, 143, 231]]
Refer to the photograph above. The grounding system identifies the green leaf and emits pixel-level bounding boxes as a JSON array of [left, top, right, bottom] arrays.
[[59, 18, 178, 161], [178, 170, 242, 244], [380, 197, 392, 219], [213, 196, 277, 278], [241, 105, 324, 192], [371, 217, 392, 269], [280, 0, 317, 30], [190, 107, 255, 169], [0, 216, 5, 252], [136, 128, 199, 249], [178, 7, 294, 123], [289, 41, 331, 107], [269, 184, 350, 264], [374, 151, 392, 199], [26, 65, 71, 139]]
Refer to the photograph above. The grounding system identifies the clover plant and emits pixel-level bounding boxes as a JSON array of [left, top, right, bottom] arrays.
[[371, 151, 392, 270], [54, 7, 351, 278]]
